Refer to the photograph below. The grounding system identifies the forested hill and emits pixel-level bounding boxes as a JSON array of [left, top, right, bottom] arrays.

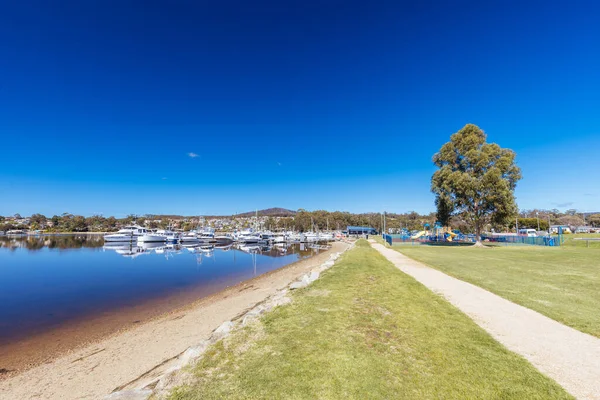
[[234, 208, 297, 217]]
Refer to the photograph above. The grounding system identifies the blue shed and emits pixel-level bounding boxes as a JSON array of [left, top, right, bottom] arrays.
[[346, 226, 378, 235]]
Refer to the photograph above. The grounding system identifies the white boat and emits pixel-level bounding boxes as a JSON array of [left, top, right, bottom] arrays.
[[287, 232, 302, 242], [180, 231, 200, 243], [137, 229, 180, 243], [235, 229, 261, 243], [104, 226, 148, 242], [6, 229, 27, 235], [197, 227, 217, 243], [302, 232, 319, 242], [260, 231, 276, 242], [214, 234, 234, 244], [273, 235, 287, 243], [319, 232, 335, 241]]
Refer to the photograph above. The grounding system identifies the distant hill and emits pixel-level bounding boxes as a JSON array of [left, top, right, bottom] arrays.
[[235, 208, 297, 217]]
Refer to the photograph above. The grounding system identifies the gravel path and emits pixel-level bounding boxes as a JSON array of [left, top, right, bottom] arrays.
[[371, 241, 600, 400]]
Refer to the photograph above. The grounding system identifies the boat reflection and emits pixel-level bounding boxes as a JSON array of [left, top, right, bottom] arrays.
[[101, 241, 328, 261]]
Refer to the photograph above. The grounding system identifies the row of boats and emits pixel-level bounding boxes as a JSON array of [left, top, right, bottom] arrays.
[[103, 225, 340, 245]]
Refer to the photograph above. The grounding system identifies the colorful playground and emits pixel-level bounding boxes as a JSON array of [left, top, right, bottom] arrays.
[[383, 222, 562, 247], [384, 222, 474, 246]]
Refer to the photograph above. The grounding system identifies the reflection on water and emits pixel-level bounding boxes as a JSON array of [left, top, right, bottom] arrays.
[[102, 240, 321, 261], [0, 235, 328, 345], [0, 234, 104, 251]]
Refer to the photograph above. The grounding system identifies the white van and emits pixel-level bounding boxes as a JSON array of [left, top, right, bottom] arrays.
[[518, 229, 537, 237]]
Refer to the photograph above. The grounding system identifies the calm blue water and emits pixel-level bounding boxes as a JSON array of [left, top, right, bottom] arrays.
[[0, 235, 317, 344]]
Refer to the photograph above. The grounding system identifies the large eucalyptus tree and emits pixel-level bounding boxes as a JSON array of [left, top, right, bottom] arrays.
[[431, 124, 521, 243]]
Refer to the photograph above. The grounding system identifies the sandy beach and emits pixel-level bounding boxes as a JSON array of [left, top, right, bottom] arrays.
[[0, 241, 348, 400]]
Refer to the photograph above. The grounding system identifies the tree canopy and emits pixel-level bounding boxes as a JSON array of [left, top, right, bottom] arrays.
[[431, 124, 522, 242]]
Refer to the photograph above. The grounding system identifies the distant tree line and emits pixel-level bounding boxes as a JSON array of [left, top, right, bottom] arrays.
[[0, 213, 171, 233], [2, 208, 598, 234], [266, 210, 438, 233]]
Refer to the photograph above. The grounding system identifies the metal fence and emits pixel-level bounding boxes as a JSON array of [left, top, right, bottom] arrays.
[[481, 234, 562, 247], [382, 234, 439, 246], [383, 233, 562, 247]]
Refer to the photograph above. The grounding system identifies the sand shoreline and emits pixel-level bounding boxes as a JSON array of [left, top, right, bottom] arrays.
[[0, 241, 348, 400], [0, 254, 313, 379]]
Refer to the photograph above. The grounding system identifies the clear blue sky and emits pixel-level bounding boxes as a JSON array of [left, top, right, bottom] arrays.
[[1, 0, 599, 217]]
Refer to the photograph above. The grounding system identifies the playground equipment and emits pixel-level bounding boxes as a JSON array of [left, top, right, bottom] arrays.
[[403, 222, 470, 243], [411, 223, 430, 239], [426, 222, 460, 242], [411, 231, 427, 239], [445, 230, 458, 242]]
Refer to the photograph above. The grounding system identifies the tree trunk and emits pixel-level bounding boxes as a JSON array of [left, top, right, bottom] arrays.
[[475, 220, 482, 244]]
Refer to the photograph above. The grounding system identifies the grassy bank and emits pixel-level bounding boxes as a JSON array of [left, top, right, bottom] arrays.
[[396, 245, 600, 337], [169, 241, 570, 399]]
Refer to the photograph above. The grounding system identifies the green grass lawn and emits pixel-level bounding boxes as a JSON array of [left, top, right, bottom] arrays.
[[169, 241, 570, 400], [396, 244, 600, 337], [561, 233, 600, 249]]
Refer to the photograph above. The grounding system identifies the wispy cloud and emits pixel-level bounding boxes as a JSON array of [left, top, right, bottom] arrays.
[[553, 202, 574, 208], [277, 162, 282, 166], [188, 152, 199, 158], [161, 177, 168, 180], [584, 193, 595, 197]]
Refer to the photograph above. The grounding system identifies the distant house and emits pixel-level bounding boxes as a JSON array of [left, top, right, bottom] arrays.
[[550, 225, 571, 234], [574, 226, 593, 234]]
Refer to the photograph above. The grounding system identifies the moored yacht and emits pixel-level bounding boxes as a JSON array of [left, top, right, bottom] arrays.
[[273, 234, 287, 243], [197, 227, 217, 243], [235, 228, 261, 243], [104, 226, 148, 242], [180, 231, 200, 244], [137, 229, 180, 243], [301, 232, 319, 242], [6, 229, 27, 235], [260, 231, 276, 242], [319, 232, 335, 241], [214, 234, 234, 244]]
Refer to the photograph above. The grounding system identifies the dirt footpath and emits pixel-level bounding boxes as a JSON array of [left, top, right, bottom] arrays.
[[371, 241, 600, 400]]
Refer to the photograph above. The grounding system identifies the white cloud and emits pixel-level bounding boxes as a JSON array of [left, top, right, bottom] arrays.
[[188, 152, 199, 158]]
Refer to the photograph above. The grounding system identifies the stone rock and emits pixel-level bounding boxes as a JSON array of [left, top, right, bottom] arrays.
[[212, 321, 234, 340], [290, 275, 310, 290], [240, 304, 268, 326], [241, 313, 259, 326], [249, 305, 266, 316], [180, 342, 208, 364], [307, 271, 320, 283], [104, 389, 152, 400]]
